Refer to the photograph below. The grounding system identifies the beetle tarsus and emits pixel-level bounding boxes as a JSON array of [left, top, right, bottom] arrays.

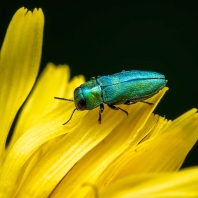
[[107, 104, 128, 116]]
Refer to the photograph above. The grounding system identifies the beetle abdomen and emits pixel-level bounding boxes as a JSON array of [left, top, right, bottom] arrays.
[[97, 70, 166, 105]]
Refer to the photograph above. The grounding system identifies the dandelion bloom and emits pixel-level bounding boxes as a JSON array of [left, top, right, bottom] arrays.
[[0, 7, 198, 198]]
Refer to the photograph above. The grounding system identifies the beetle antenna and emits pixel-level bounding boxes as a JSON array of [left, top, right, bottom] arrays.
[[63, 108, 77, 125], [54, 97, 74, 102]]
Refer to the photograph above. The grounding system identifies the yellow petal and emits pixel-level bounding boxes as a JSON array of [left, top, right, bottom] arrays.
[[0, 104, 73, 197], [42, 88, 168, 198], [0, 66, 86, 197], [6, 63, 70, 152], [100, 167, 198, 198], [14, 106, 128, 197], [0, 8, 44, 163], [5, 87, 164, 198], [95, 108, 198, 191]]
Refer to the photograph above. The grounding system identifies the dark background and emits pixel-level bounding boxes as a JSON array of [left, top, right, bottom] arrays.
[[1, 1, 198, 168]]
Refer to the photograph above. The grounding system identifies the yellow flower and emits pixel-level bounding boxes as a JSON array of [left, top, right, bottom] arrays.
[[0, 7, 198, 198]]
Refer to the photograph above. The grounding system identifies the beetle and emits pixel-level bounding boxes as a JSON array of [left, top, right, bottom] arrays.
[[55, 70, 167, 125]]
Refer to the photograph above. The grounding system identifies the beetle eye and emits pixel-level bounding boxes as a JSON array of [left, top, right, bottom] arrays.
[[78, 98, 86, 110]]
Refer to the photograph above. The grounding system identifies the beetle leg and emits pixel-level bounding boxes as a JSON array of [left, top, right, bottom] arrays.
[[124, 101, 136, 105], [140, 101, 153, 105], [125, 100, 153, 105], [107, 104, 128, 116], [98, 103, 104, 124]]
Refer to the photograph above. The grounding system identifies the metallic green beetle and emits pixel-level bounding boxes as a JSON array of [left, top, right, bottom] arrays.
[[55, 70, 167, 125]]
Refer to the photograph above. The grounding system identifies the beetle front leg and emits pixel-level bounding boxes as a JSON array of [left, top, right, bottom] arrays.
[[98, 103, 104, 124], [107, 104, 128, 116]]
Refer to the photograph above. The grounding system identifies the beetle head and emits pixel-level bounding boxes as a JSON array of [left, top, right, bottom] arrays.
[[74, 87, 86, 111]]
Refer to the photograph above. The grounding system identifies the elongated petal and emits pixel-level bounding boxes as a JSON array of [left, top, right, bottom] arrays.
[[100, 167, 198, 198], [0, 104, 77, 197], [0, 8, 44, 163], [95, 109, 198, 191], [6, 63, 70, 152], [14, 88, 167, 198], [52, 114, 162, 198], [14, 107, 127, 197], [0, 66, 85, 197]]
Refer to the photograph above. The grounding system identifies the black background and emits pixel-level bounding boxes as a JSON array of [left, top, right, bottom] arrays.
[[1, 1, 198, 168]]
